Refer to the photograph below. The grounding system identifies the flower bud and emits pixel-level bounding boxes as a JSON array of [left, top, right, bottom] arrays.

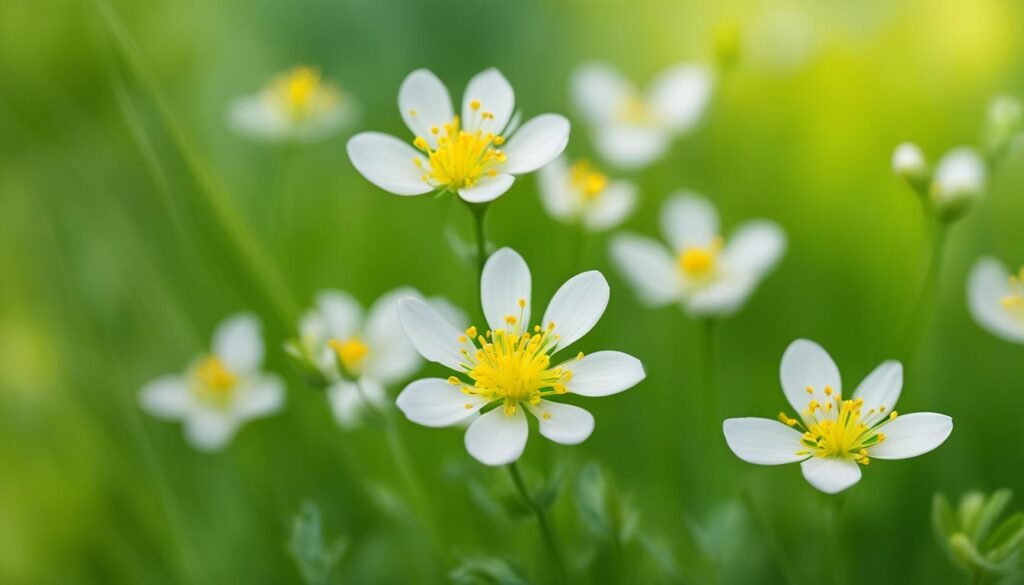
[[930, 147, 986, 221], [892, 142, 929, 189], [984, 94, 1024, 160]]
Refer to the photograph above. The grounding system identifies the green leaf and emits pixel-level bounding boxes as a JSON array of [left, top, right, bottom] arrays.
[[985, 513, 1024, 566], [960, 492, 988, 538], [287, 501, 347, 585], [534, 464, 565, 512], [974, 490, 1015, 545], [450, 556, 533, 585], [933, 493, 958, 553], [576, 462, 611, 536]]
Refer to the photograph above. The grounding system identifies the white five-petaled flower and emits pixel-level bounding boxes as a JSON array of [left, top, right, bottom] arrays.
[[395, 248, 646, 466], [138, 313, 285, 452], [723, 339, 953, 494], [967, 256, 1024, 344], [297, 288, 465, 428], [537, 155, 638, 232], [346, 68, 570, 203], [571, 62, 713, 169], [229, 65, 356, 144], [609, 192, 786, 317]]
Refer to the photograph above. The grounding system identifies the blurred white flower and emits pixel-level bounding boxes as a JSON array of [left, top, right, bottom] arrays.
[[297, 288, 466, 429], [139, 313, 284, 452], [967, 256, 1024, 344], [609, 192, 785, 317], [395, 248, 645, 466], [723, 339, 953, 494], [891, 142, 928, 182], [229, 65, 356, 144], [537, 156, 637, 231], [931, 147, 986, 219], [571, 62, 713, 169], [985, 95, 1024, 157], [347, 68, 570, 203]]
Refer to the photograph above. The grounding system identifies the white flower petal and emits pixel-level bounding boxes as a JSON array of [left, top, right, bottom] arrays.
[[462, 68, 515, 133], [570, 63, 632, 124], [932, 147, 986, 206], [458, 174, 515, 203], [609, 233, 682, 306], [329, 377, 388, 429], [481, 247, 532, 332], [316, 290, 364, 341], [592, 125, 670, 170], [542, 271, 609, 351], [213, 313, 264, 374], [582, 180, 637, 231], [565, 351, 645, 397], [397, 378, 488, 428], [428, 296, 469, 330], [780, 339, 841, 415], [722, 220, 787, 276], [661, 192, 720, 251], [527, 400, 594, 445], [648, 64, 713, 133], [538, 156, 576, 222], [464, 407, 529, 466], [968, 257, 1024, 343], [346, 132, 434, 196], [184, 411, 239, 452], [399, 69, 454, 148], [722, 418, 808, 465], [364, 287, 423, 384], [800, 457, 862, 494], [892, 142, 927, 178], [852, 361, 902, 426], [869, 413, 953, 460], [234, 375, 285, 420], [138, 375, 193, 420], [397, 298, 471, 371], [501, 114, 570, 175], [686, 275, 757, 317], [229, 95, 290, 142]]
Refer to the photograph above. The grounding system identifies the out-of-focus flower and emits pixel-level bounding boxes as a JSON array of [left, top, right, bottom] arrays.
[[933, 489, 1024, 581], [570, 62, 713, 169], [723, 339, 953, 494], [139, 313, 284, 451], [892, 142, 929, 185], [609, 192, 785, 317], [395, 248, 645, 466], [229, 65, 356, 144], [347, 68, 570, 203], [290, 288, 465, 429], [984, 95, 1024, 160], [931, 147, 987, 220], [537, 156, 637, 232], [967, 257, 1024, 344]]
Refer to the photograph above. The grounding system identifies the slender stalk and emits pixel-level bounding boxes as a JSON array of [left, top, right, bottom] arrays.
[[466, 201, 491, 281], [700, 319, 719, 421], [901, 220, 949, 361], [739, 489, 802, 585], [824, 495, 848, 585], [507, 461, 566, 583]]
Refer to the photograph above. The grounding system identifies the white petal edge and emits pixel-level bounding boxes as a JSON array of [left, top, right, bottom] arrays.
[[213, 313, 264, 374], [481, 247, 532, 332], [722, 220, 787, 277], [780, 338, 841, 415], [565, 351, 645, 397], [501, 114, 571, 175], [542, 270, 610, 351], [648, 64, 713, 133], [396, 378, 488, 428], [397, 298, 472, 371], [582, 180, 637, 231], [968, 257, 1024, 344], [570, 63, 632, 124], [537, 156, 576, 222], [527, 400, 595, 445], [722, 418, 808, 465], [660, 191, 720, 252], [234, 375, 285, 420], [592, 125, 670, 170], [315, 290, 363, 341], [184, 411, 239, 452], [464, 407, 529, 466], [364, 287, 424, 384], [458, 174, 515, 203], [800, 457, 862, 494], [346, 132, 434, 196], [852, 361, 902, 426], [608, 233, 682, 307], [399, 69, 454, 149], [139, 375, 193, 420], [870, 413, 953, 460], [462, 68, 515, 134]]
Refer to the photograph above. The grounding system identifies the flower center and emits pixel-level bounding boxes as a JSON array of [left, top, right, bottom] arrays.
[[275, 66, 323, 119], [677, 238, 723, 280], [193, 355, 237, 407], [777, 385, 895, 465], [329, 337, 370, 375], [569, 159, 609, 201], [447, 300, 581, 415], [411, 102, 507, 190], [1001, 267, 1024, 320]]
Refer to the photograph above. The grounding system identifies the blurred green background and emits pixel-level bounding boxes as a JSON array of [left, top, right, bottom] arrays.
[[3, 0, 1024, 583]]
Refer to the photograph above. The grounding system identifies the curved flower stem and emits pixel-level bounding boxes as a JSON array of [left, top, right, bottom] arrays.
[[901, 220, 949, 363], [466, 201, 491, 282], [507, 461, 567, 583]]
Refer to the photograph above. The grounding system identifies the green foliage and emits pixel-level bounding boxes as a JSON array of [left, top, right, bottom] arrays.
[[287, 502, 348, 585], [934, 490, 1024, 582]]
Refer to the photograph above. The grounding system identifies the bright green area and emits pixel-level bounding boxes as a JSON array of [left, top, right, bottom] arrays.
[[3, 0, 1024, 583]]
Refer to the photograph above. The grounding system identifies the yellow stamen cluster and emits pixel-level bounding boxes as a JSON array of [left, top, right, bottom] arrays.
[[569, 159, 609, 201], [677, 237, 724, 280], [410, 104, 507, 190], [328, 337, 370, 375], [783, 385, 895, 465], [273, 66, 333, 119], [1001, 268, 1024, 319], [617, 91, 655, 125], [447, 300, 582, 416], [193, 355, 237, 407]]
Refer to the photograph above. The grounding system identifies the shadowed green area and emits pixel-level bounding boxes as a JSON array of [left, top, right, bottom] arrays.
[[3, 0, 1024, 583]]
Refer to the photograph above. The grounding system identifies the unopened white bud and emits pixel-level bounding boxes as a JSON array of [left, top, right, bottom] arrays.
[[931, 147, 987, 221], [892, 142, 928, 181]]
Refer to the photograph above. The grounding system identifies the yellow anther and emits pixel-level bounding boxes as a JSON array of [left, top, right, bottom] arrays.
[[505, 315, 517, 325], [329, 337, 370, 372], [470, 100, 481, 111], [806, 386, 814, 394], [464, 403, 473, 409], [413, 136, 429, 150], [542, 412, 552, 420], [569, 159, 609, 201], [448, 376, 461, 385], [409, 109, 418, 116], [466, 326, 477, 338], [196, 355, 236, 393], [889, 411, 898, 420], [518, 298, 527, 308], [824, 386, 833, 396]]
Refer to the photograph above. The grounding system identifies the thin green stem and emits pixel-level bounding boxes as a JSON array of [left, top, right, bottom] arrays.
[[467, 201, 490, 281], [739, 489, 803, 585], [901, 220, 949, 362], [700, 319, 719, 420], [825, 495, 848, 585], [507, 461, 566, 583]]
